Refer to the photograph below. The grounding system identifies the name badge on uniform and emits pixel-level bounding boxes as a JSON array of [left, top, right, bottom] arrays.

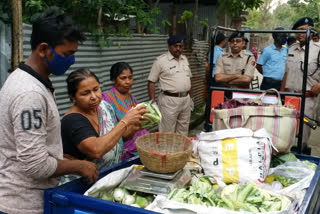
[[288, 54, 294, 57], [169, 66, 176, 70], [223, 63, 231, 67]]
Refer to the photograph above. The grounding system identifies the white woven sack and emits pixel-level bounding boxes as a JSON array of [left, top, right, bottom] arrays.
[[198, 128, 274, 183]]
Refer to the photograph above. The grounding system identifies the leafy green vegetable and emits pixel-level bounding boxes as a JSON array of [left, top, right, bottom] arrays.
[[302, 160, 318, 171], [136, 195, 150, 208], [221, 195, 235, 210], [271, 153, 297, 168], [188, 195, 205, 205], [237, 182, 254, 203], [241, 203, 259, 213], [168, 179, 290, 213], [100, 191, 114, 201], [269, 201, 282, 211], [137, 101, 162, 128], [97, 187, 154, 209], [168, 188, 189, 203], [273, 174, 301, 187]]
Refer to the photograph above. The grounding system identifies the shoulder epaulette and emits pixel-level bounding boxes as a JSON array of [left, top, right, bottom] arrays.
[[157, 53, 167, 60], [243, 52, 252, 57], [291, 43, 300, 48]]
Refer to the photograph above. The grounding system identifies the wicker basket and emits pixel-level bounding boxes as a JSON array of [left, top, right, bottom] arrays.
[[136, 132, 193, 173]]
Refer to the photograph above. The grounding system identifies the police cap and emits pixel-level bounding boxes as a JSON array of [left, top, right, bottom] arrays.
[[228, 32, 244, 42], [167, 34, 185, 45], [292, 17, 314, 30]]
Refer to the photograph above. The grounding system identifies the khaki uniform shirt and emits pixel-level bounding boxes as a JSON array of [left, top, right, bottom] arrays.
[[215, 50, 256, 77], [148, 51, 192, 93], [285, 41, 320, 91]]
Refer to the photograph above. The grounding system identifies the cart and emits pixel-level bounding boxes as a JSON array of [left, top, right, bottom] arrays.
[[44, 155, 320, 214]]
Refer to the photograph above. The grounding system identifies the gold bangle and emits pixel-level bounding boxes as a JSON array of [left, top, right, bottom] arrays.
[[120, 120, 128, 131]]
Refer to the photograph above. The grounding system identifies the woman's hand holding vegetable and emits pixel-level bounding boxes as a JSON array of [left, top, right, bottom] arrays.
[[121, 104, 149, 140], [121, 104, 150, 126]]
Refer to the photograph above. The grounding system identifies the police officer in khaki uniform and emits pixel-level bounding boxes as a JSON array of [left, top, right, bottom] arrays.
[[280, 17, 320, 154], [215, 32, 256, 89], [148, 35, 192, 136]]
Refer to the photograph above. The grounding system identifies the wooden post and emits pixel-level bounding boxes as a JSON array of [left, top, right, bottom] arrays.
[[97, 7, 103, 33], [172, 4, 177, 35], [11, 0, 23, 70]]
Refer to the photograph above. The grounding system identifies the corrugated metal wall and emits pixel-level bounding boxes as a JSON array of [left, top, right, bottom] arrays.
[[184, 40, 209, 105], [0, 23, 11, 88], [153, 3, 218, 40], [22, 24, 208, 116]]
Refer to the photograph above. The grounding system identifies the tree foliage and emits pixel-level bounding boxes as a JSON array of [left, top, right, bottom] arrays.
[[272, 3, 296, 29], [0, 0, 12, 24], [245, 0, 320, 30], [218, 0, 264, 16], [287, 0, 319, 28], [0, 0, 162, 46]]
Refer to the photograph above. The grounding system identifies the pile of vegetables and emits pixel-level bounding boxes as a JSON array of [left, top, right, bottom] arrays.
[[137, 101, 162, 128], [168, 176, 219, 206], [265, 174, 300, 188], [219, 183, 290, 213], [270, 153, 297, 168], [301, 160, 318, 171], [271, 152, 317, 171], [168, 176, 290, 213], [266, 152, 318, 188], [98, 187, 154, 208]]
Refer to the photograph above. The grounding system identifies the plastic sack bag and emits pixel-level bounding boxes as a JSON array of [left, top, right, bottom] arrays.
[[197, 128, 274, 183], [84, 165, 142, 197], [264, 161, 314, 203], [147, 194, 292, 214]]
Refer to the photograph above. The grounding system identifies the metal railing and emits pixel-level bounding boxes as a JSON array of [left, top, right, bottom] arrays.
[[204, 26, 318, 154]]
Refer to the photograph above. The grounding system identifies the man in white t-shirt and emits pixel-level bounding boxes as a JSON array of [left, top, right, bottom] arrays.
[[0, 8, 98, 214]]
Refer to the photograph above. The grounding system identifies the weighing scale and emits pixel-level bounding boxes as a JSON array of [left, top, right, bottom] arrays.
[[120, 167, 192, 196]]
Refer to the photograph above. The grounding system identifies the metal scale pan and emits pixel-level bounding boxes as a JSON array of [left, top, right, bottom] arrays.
[[120, 167, 191, 196]]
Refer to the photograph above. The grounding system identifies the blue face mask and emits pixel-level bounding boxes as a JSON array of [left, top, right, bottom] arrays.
[[44, 46, 75, 76], [281, 38, 287, 45]]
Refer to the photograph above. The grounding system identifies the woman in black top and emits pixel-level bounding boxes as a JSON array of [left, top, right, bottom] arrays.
[[60, 68, 148, 184]]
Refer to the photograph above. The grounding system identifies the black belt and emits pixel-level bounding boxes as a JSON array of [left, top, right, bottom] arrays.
[[163, 91, 189, 97], [263, 77, 282, 84]]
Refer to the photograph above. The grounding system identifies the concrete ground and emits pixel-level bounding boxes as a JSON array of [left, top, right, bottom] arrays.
[[188, 121, 320, 157]]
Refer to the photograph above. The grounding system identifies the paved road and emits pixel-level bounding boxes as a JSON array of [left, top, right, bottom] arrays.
[[189, 121, 320, 157]]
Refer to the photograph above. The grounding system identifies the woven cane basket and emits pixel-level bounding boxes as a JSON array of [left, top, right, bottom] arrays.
[[136, 132, 193, 173]]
